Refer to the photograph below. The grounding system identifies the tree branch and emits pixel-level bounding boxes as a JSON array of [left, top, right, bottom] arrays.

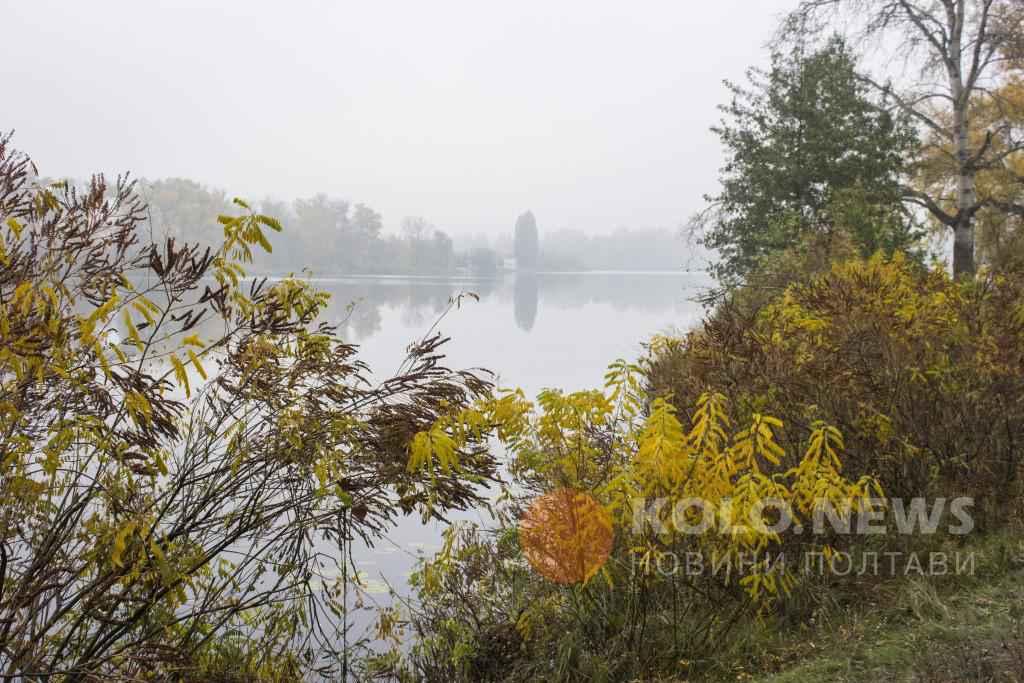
[[900, 185, 959, 226], [857, 73, 950, 138]]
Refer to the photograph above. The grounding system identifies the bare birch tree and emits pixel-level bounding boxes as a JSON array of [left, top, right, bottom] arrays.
[[783, 0, 1024, 277]]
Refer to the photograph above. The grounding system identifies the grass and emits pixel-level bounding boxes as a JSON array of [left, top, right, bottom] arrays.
[[721, 532, 1024, 682]]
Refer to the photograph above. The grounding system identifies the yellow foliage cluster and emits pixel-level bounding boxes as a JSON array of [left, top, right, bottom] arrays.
[[762, 252, 965, 370], [914, 58, 1024, 266], [650, 251, 1024, 533], [0, 170, 351, 678], [408, 361, 882, 607]]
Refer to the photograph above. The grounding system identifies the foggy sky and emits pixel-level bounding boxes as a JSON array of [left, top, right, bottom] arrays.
[[3, 0, 794, 236]]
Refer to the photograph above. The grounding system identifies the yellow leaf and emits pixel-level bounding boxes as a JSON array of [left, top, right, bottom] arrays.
[[112, 521, 137, 568], [187, 349, 207, 381], [131, 299, 156, 325], [123, 308, 141, 345], [170, 354, 191, 398]]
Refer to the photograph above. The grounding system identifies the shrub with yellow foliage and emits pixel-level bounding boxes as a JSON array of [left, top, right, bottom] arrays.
[[379, 343, 884, 681], [371, 251, 1024, 682], [0, 136, 503, 680], [652, 252, 1024, 527]]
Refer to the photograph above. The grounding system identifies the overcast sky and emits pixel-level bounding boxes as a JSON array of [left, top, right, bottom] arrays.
[[3, 0, 794, 236]]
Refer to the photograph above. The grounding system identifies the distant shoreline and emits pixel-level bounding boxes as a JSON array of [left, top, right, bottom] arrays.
[[251, 269, 712, 282]]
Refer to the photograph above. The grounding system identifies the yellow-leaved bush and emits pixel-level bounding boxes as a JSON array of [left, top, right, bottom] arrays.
[[406, 363, 882, 608], [650, 252, 1024, 528], [0, 137, 510, 681], [386, 359, 884, 682], [380, 251, 1024, 682]]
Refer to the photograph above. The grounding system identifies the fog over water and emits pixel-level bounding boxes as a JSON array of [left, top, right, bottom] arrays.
[[3, 0, 793, 238], [319, 271, 711, 392]]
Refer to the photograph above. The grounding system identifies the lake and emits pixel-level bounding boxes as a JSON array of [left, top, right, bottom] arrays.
[[309, 271, 713, 630]]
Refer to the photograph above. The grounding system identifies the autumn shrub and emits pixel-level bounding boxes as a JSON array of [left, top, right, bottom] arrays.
[[368, 357, 884, 681], [0, 135, 505, 680], [365, 250, 1024, 683], [650, 251, 1024, 529]]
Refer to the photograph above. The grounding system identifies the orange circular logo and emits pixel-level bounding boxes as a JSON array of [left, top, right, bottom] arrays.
[[518, 488, 614, 585]]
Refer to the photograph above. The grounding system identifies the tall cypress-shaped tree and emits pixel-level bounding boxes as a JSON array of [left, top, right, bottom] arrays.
[[514, 210, 540, 270]]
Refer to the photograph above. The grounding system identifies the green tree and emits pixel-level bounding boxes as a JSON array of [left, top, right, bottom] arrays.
[[699, 37, 918, 286], [514, 211, 540, 271], [783, 0, 1024, 278]]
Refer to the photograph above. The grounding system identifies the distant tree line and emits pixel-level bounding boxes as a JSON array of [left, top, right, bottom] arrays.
[[139, 180, 463, 276], [140, 181, 699, 276]]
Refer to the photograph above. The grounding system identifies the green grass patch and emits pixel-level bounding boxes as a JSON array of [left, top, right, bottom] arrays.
[[727, 532, 1024, 682]]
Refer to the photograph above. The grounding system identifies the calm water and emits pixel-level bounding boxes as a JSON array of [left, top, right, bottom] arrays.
[[311, 271, 712, 619], [118, 270, 711, 642]]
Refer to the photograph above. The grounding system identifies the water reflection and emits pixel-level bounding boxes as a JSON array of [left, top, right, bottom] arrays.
[[513, 275, 538, 332], [307, 271, 711, 342], [112, 271, 712, 391], [113, 270, 713, 649]]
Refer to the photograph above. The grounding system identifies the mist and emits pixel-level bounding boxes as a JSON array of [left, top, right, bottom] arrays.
[[3, 0, 793, 237]]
